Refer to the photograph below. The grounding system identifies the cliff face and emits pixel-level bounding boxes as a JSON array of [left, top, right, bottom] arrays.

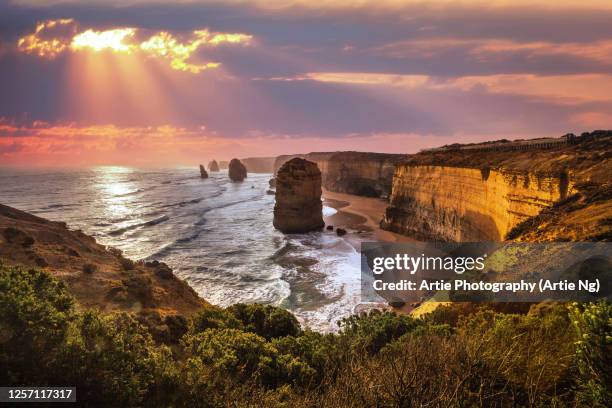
[[381, 132, 611, 242], [274, 152, 405, 198], [324, 152, 405, 197], [273, 158, 324, 233], [381, 166, 573, 241], [241, 157, 276, 173]]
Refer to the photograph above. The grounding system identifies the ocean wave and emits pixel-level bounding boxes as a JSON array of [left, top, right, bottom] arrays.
[[113, 187, 154, 197], [108, 214, 170, 236]]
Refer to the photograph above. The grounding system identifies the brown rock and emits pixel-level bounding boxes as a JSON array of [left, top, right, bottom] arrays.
[[228, 158, 247, 182], [273, 158, 324, 233], [199, 164, 208, 178], [208, 160, 220, 172], [269, 178, 276, 188], [336, 228, 347, 236]]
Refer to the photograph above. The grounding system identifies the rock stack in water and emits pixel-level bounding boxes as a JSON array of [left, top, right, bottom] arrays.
[[228, 159, 247, 182], [273, 158, 324, 233], [199, 164, 208, 178], [208, 160, 220, 172]]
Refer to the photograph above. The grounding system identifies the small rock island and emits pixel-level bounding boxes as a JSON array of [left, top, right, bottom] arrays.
[[273, 158, 324, 233], [228, 158, 247, 181], [199, 164, 208, 178], [208, 160, 220, 172]]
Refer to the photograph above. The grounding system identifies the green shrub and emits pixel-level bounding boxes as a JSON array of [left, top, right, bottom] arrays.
[[190, 306, 242, 332], [0, 263, 74, 384], [182, 328, 314, 389], [569, 301, 612, 406], [339, 310, 423, 354], [227, 303, 301, 339]]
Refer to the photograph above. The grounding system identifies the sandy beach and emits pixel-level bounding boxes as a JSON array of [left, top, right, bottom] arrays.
[[322, 189, 415, 244]]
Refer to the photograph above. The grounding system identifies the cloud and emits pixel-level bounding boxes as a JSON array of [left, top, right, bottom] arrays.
[[16, 19, 253, 73], [0, 118, 532, 167], [374, 38, 612, 67], [298, 72, 612, 104], [11, 1, 612, 12], [140, 30, 251, 73], [17, 18, 77, 57]]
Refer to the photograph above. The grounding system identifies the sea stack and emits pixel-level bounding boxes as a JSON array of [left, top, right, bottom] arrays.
[[228, 158, 247, 182], [208, 160, 220, 172], [273, 158, 324, 233], [199, 164, 208, 178]]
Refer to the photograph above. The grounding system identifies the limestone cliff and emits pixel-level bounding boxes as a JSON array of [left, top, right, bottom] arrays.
[[382, 166, 573, 241], [241, 157, 276, 173], [274, 152, 405, 198], [381, 131, 611, 242], [324, 152, 405, 197], [273, 158, 324, 233]]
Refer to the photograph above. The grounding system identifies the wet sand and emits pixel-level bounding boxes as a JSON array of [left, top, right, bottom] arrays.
[[322, 189, 419, 315], [322, 189, 415, 244]]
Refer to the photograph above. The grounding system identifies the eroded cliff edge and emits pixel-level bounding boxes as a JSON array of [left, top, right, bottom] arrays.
[[381, 131, 612, 242], [274, 151, 406, 198]]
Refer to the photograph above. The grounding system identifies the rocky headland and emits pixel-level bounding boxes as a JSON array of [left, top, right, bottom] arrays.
[[0, 204, 205, 317], [273, 158, 325, 233], [228, 158, 247, 182]]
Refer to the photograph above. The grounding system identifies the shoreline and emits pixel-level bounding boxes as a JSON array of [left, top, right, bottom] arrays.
[[322, 189, 415, 244], [321, 189, 419, 315]]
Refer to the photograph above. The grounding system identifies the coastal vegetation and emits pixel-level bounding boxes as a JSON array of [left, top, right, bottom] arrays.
[[2, 262, 610, 407]]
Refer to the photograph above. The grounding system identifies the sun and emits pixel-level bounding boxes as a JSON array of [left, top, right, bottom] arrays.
[[71, 28, 136, 53]]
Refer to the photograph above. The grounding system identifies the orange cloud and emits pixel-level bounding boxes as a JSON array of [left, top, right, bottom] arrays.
[[570, 112, 612, 128], [17, 18, 77, 58], [139, 30, 251, 73], [375, 38, 612, 65], [16, 19, 252, 73], [11, 1, 612, 11], [0, 120, 494, 168], [299, 72, 612, 104]]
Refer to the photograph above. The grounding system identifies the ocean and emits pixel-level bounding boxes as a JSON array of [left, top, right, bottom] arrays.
[[0, 166, 363, 331]]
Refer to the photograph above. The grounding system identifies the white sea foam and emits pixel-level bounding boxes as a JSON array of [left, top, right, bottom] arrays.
[[0, 167, 368, 332]]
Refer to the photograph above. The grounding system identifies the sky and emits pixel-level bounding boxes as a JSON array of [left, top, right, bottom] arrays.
[[0, 0, 611, 167]]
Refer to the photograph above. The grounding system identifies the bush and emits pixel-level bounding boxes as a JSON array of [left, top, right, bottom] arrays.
[[0, 263, 74, 385], [569, 301, 612, 406], [182, 328, 315, 389], [2, 264, 607, 406], [227, 303, 301, 339], [191, 306, 242, 332], [339, 310, 423, 354]]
